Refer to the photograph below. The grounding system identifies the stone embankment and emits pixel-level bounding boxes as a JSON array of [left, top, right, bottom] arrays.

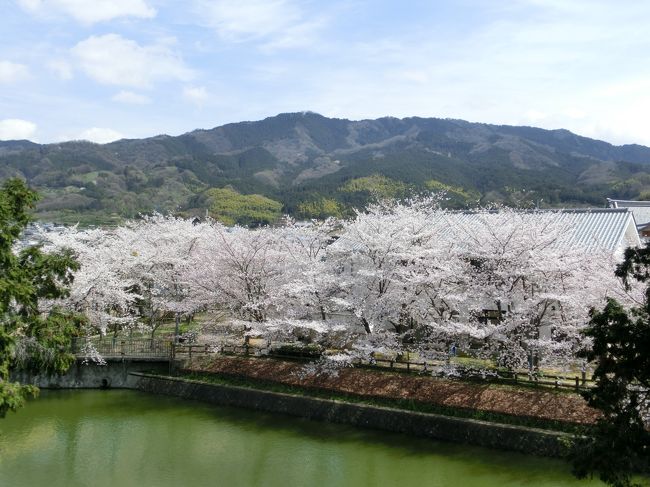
[[132, 371, 572, 457], [16, 354, 599, 458], [185, 355, 600, 426]]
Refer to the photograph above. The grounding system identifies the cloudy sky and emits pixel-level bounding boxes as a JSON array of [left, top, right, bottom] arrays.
[[2, 0, 650, 145]]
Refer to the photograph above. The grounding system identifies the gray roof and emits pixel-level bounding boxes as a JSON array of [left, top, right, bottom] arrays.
[[332, 208, 639, 254], [607, 198, 650, 227]]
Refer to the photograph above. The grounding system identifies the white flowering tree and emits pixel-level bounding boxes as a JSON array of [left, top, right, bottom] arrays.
[[328, 198, 455, 336], [194, 224, 294, 324], [45, 215, 214, 339], [48, 199, 637, 372], [326, 203, 632, 369], [276, 218, 341, 321], [112, 215, 213, 340], [43, 226, 139, 336], [441, 209, 625, 369]]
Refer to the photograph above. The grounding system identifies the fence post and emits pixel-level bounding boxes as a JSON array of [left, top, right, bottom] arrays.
[[406, 361, 410, 373], [575, 377, 580, 391]]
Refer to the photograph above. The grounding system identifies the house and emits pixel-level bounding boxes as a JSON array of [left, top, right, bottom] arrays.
[[607, 198, 650, 240], [333, 207, 640, 257]]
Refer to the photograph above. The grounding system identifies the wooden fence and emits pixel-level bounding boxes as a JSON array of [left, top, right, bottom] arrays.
[[172, 340, 595, 392], [68, 337, 594, 392]]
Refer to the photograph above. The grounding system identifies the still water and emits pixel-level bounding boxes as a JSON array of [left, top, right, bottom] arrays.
[[0, 390, 601, 487]]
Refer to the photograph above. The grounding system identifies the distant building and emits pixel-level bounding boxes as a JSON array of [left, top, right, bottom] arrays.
[[607, 198, 650, 240], [333, 208, 641, 255]]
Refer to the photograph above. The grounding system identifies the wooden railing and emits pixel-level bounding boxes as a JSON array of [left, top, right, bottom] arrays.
[[70, 336, 594, 392], [172, 339, 595, 392]]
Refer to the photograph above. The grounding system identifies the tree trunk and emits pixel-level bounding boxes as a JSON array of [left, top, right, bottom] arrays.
[[174, 313, 180, 344], [360, 317, 372, 334]]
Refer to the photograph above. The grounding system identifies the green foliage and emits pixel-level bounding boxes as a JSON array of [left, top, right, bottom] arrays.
[[340, 174, 408, 198], [200, 187, 283, 226], [3, 113, 650, 224], [571, 244, 650, 487], [13, 309, 85, 376], [296, 197, 343, 219], [0, 178, 85, 418], [424, 179, 480, 205]]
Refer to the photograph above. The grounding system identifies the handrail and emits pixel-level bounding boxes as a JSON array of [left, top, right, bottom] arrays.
[[171, 340, 596, 392], [72, 337, 173, 359]]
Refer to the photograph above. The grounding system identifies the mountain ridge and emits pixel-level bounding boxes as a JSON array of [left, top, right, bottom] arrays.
[[2, 112, 650, 225]]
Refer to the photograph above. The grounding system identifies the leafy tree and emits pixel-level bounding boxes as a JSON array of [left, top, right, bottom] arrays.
[[0, 179, 85, 418], [571, 244, 650, 487], [296, 197, 343, 219], [200, 187, 282, 226], [340, 174, 408, 199]]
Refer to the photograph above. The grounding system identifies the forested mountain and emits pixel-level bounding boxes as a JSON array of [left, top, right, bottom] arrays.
[[2, 112, 650, 225]]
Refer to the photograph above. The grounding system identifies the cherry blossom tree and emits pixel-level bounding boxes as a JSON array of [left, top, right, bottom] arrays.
[[327, 197, 456, 336], [44, 215, 213, 339], [440, 209, 625, 369], [47, 199, 636, 373], [43, 226, 139, 336], [326, 202, 632, 369]]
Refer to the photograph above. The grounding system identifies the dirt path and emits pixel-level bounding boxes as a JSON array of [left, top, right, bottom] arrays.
[[186, 356, 600, 425]]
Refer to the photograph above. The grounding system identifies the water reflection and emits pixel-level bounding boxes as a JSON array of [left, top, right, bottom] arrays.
[[0, 390, 603, 487]]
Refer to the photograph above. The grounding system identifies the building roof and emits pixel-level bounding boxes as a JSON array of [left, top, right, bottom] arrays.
[[332, 208, 640, 254], [607, 198, 650, 227]]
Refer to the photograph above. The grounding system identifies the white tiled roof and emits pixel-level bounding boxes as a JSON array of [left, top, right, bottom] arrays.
[[607, 199, 650, 227], [333, 208, 638, 253]]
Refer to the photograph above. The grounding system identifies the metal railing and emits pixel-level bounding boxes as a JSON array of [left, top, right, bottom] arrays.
[[72, 337, 172, 359]]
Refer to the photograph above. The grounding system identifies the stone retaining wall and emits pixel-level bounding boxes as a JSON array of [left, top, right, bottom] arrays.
[[132, 372, 570, 458], [12, 359, 170, 389]]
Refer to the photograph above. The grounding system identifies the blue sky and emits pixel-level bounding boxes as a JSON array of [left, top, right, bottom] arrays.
[[2, 0, 650, 145]]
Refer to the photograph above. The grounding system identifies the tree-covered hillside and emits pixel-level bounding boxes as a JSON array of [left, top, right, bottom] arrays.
[[2, 112, 650, 225]]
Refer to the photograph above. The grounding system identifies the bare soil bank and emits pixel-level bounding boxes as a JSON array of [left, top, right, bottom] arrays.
[[186, 356, 599, 426]]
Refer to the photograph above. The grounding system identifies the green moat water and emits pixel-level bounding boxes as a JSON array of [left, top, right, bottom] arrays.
[[0, 390, 602, 487]]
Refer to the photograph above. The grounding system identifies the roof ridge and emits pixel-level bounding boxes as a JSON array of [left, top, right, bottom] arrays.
[[445, 208, 629, 214]]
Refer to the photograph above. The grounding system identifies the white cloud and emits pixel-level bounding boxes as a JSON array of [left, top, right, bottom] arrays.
[[112, 90, 151, 104], [195, 0, 324, 49], [47, 59, 73, 80], [0, 61, 29, 83], [76, 127, 124, 144], [0, 119, 37, 140], [182, 85, 209, 105], [17, 0, 156, 24], [72, 34, 193, 88], [274, 1, 650, 146]]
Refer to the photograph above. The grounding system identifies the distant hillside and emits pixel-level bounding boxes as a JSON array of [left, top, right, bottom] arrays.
[[2, 112, 650, 225]]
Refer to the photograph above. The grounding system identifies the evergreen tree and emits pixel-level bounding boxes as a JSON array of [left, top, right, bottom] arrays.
[[0, 179, 85, 417], [572, 244, 650, 487]]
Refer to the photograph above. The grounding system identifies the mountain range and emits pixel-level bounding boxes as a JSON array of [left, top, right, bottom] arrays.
[[2, 112, 650, 225]]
